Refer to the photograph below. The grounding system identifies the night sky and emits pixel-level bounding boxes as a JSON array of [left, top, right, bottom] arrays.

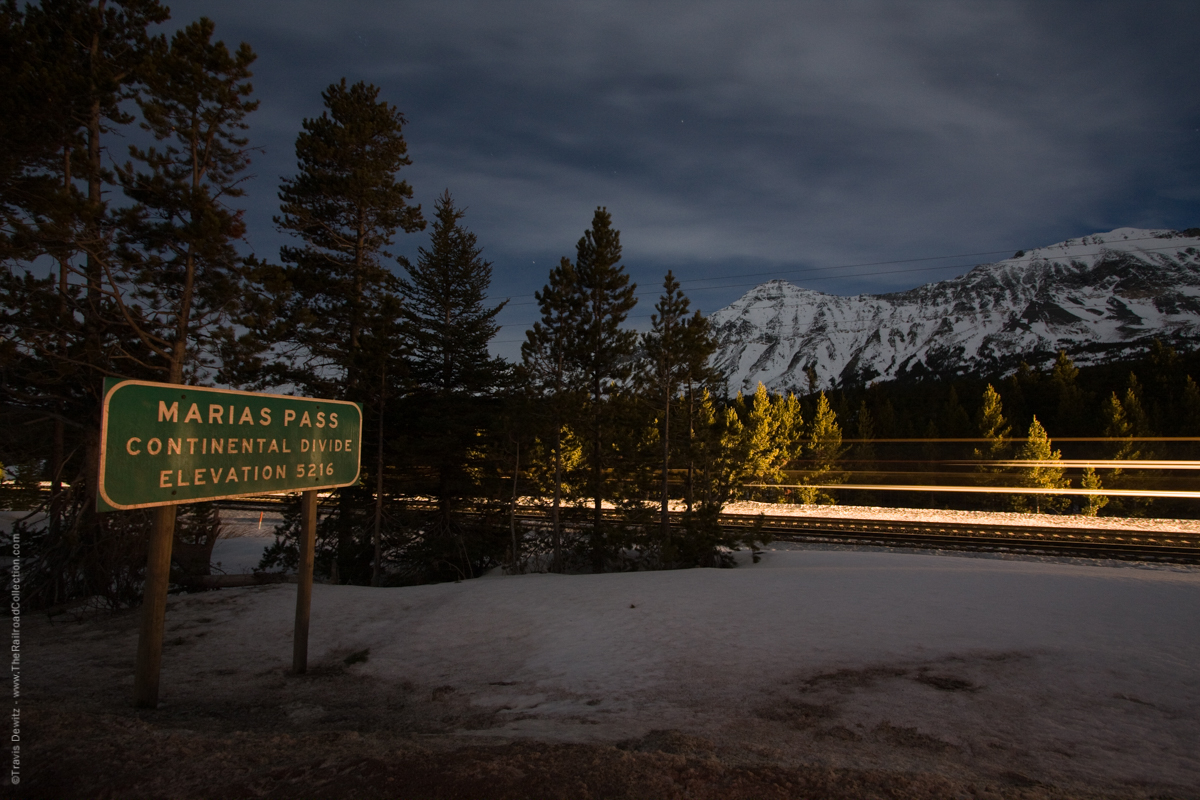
[[159, 0, 1200, 359]]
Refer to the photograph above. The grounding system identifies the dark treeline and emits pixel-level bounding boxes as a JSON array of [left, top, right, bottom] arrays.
[[1, 3, 1189, 611]]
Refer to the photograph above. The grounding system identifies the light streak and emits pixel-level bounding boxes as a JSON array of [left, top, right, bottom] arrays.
[[820, 437, 1200, 443], [949, 460, 1200, 470], [744, 484, 1200, 499]]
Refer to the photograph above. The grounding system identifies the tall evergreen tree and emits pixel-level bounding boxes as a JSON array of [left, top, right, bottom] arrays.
[[692, 391, 749, 510], [521, 257, 582, 571], [801, 392, 844, 504], [1049, 350, 1084, 435], [850, 400, 877, 505], [403, 192, 506, 403], [744, 383, 803, 495], [569, 207, 637, 572], [1121, 374, 1153, 445], [641, 270, 690, 540], [1181, 375, 1200, 437], [1101, 381, 1154, 517], [0, 0, 69, 261], [0, 3, 248, 611], [115, 17, 258, 385], [1102, 391, 1138, 461], [743, 383, 777, 488], [357, 290, 405, 585], [852, 400, 876, 464], [941, 386, 972, 439], [3, 0, 169, 514], [273, 78, 423, 400], [400, 191, 507, 578], [974, 384, 1011, 458], [969, 383, 1013, 509], [273, 78, 424, 583], [678, 310, 721, 512], [1014, 416, 1067, 514]]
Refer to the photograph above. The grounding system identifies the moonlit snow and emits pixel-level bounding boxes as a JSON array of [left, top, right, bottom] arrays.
[[189, 535, 1198, 790], [13, 506, 1197, 792]]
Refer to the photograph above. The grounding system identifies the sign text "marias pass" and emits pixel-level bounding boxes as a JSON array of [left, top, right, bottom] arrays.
[[99, 380, 362, 510]]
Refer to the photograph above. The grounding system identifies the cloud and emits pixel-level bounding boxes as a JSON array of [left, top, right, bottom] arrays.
[[163, 0, 1200, 328]]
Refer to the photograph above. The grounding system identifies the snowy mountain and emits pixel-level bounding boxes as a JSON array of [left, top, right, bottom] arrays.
[[709, 227, 1200, 393]]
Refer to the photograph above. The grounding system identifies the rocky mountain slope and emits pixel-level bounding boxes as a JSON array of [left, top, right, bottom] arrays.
[[709, 228, 1200, 393]]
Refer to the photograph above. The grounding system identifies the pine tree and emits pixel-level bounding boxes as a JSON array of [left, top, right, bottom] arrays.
[[0, 0, 75, 261], [400, 191, 507, 578], [569, 207, 637, 572], [3, 0, 169, 525], [357, 290, 405, 585], [801, 392, 844, 504], [272, 79, 424, 583], [522, 257, 583, 571], [0, 3, 271, 611], [693, 396, 750, 509], [972, 384, 1011, 505], [974, 384, 1011, 460], [941, 386, 972, 439], [1079, 467, 1108, 517], [115, 17, 258, 385], [1049, 350, 1084, 435], [1102, 391, 1137, 460], [403, 192, 506, 398], [641, 271, 691, 540], [1121, 374, 1153, 446], [678, 310, 720, 512], [1182, 375, 1200, 437], [1146, 339, 1180, 428], [274, 78, 423, 400], [773, 391, 805, 483], [1102, 378, 1154, 517], [737, 383, 805, 502], [1014, 416, 1067, 514], [851, 400, 877, 504]]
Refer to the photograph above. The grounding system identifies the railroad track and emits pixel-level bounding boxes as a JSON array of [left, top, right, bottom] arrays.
[[511, 508, 1200, 564], [717, 513, 1200, 564], [214, 496, 1200, 564]]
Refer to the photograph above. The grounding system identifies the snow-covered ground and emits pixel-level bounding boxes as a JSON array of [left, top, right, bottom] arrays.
[[28, 544, 1194, 794]]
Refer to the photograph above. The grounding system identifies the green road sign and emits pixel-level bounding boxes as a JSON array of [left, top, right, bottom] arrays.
[[98, 379, 362, 511]]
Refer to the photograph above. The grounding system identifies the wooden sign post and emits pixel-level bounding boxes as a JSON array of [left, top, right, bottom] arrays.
[[97, 379, 362, 708], [292, 490, 318, 674]]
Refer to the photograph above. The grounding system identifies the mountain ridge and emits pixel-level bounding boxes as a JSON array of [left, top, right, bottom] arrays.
[[708, 227, 1200, 394]]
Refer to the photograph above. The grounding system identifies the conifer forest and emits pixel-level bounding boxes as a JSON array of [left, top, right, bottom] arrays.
[[2, 1, 1197, 611]]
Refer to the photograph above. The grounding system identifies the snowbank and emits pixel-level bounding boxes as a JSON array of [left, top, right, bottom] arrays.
[[117, 546, 1200, 792]]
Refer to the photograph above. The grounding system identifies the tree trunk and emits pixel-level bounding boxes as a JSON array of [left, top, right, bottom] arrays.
[[661, 380, 670, 542], [685, 381, 695, 514], [552, 424, 562, 573], [591, 377, 603, 574], [371, 365, 386, 586], [51, 144, 73, 539], [81, 79, 105, 546], [509, 437, 520, 573]]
